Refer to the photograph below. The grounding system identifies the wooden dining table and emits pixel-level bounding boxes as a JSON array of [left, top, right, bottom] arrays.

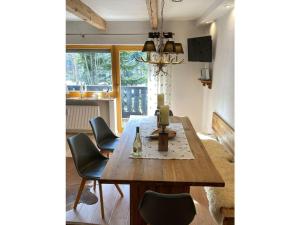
[[101, 116, 225, 225]]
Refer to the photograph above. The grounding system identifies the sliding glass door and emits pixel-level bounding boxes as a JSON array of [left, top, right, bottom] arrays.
[[119, 49, 148, 127]]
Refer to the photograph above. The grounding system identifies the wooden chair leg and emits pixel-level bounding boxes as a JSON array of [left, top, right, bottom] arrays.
[[114, 184, 124, 197], [93, 180, 96, 191], [98, 180, 105, 219], [73, 178, 86, 209]]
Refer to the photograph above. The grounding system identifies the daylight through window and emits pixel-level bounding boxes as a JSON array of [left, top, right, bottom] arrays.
[[66, 49, 112, 92]]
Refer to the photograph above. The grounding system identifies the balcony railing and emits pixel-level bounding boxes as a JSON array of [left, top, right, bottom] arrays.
[[121, 86, 147, 118], [67, 85, 148, 118]]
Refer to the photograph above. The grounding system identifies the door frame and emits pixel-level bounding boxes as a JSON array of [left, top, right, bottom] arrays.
[[113, 45, 143, 133]]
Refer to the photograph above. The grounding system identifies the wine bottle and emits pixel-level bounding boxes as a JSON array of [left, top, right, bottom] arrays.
[[132, 126, 142, 157]]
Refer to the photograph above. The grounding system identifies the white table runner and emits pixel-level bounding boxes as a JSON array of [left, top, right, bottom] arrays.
[[130, 117, 195, 160]]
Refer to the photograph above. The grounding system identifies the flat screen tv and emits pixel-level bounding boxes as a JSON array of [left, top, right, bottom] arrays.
[[188, 36, 212, 62]]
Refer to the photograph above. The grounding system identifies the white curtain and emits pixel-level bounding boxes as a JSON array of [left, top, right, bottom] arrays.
[[147, 65, 172, 116]]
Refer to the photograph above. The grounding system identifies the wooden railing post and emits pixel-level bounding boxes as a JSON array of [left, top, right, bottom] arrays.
[[121, 86, 147, 118]]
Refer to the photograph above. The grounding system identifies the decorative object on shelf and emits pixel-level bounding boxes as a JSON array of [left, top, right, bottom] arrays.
[[136, 0, 184, 76], [201, 68, 210, 80], [199, 66, 212, 89], [79, 83, 87, 99], [103, 87, 110, 98], [79, 84, 84, 99]]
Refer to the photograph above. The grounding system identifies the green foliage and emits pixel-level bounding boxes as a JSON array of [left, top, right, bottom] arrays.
[[66, 50, 148, 87], [120, 51, 148, 86], [66, 52, 112, 85]]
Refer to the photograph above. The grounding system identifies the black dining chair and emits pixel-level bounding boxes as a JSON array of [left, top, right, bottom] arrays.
[[154, 109, 174, 116], [67, 133, 123, 219], [138, 190, 196, 225], [89, 117, 119, 158]]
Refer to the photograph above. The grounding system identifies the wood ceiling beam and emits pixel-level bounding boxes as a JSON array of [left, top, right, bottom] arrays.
[[66, 0, 106, 31], [146, 0, 158, 30]]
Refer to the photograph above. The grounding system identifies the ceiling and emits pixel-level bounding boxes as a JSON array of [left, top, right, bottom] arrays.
[[196, 0, 234, 24], [66, 0, 221, 22]]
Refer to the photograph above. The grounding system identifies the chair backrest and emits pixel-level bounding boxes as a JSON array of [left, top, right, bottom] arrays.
[[89, 117, 117, 146], [138, 190, 196, 225], [154, 109, 174, 116], [67, 133, 104, 177]]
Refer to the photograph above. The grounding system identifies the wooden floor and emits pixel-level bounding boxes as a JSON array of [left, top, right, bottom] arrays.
[[66, 157, 218, 225]]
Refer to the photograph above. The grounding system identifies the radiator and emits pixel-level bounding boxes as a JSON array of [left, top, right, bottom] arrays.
[[66, 105, 100, 133]]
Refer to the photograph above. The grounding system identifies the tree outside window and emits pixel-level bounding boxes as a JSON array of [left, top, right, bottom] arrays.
[[66, 50, 112, 92]]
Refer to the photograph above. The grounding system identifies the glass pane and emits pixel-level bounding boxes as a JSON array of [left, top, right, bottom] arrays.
[[120, 51, 148, 124], [66, 50, 112, 92]]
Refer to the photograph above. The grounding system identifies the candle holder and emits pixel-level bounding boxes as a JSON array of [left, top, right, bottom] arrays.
[[158, 125, 168, 151]]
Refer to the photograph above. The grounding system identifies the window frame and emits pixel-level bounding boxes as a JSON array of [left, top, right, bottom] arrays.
[[66, 45, 117, 98], [66, 44, 144, 133]]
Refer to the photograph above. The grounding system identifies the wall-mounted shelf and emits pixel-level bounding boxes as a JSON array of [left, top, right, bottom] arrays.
[[199, 79, 212, 89]]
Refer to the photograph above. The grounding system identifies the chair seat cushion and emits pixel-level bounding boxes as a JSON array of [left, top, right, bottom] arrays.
[[80, 159, 108, 179], [99, 138, 120, 152]]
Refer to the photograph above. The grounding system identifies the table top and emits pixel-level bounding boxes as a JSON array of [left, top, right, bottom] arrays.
[[101, 116, 225, 187]]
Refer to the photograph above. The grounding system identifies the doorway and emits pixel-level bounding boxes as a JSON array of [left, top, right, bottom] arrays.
[[114, 46, 149, 131]]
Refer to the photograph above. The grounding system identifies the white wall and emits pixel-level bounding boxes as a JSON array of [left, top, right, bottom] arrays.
[[67, 21, 149, 45], [200, 9, 235, 132], [66, 20, 209, 132]]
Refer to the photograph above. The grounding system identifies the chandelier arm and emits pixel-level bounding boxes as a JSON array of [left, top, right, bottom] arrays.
[[135, 57, 142, 62], [147, 60, 164, 64], [135, 57, 149, 63], [172, 59, 184, 64], [162, 66, 168, 75]]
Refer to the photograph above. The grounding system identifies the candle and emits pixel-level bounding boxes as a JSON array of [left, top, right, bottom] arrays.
[[159, 105, 169, 126], [157, 94, 164, 109]]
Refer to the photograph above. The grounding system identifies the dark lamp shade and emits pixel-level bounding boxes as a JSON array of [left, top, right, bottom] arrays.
[[163, 41, 176, 53], [175, 43, 184, 54], [142, 41, 156, 52]]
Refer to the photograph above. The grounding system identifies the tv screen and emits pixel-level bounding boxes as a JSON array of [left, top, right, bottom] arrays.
[[188, 36, 212, 62]]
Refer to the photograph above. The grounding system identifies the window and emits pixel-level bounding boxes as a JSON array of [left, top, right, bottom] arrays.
[[66, 45, 147, 133], [66, 49, 112, 92]]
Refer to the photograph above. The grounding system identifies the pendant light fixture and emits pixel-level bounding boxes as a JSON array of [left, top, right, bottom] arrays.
[[136, 0, 184, 76]]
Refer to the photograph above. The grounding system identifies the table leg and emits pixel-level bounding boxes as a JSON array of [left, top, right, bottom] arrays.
[[130, 183, 190, 225]]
